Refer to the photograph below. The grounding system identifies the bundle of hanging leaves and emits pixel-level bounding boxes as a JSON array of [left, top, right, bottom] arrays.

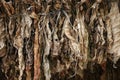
[[0, 0, 120, 80]]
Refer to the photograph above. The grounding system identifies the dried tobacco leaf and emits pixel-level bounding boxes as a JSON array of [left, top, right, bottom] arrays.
[[0, 0, 120, 80]]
